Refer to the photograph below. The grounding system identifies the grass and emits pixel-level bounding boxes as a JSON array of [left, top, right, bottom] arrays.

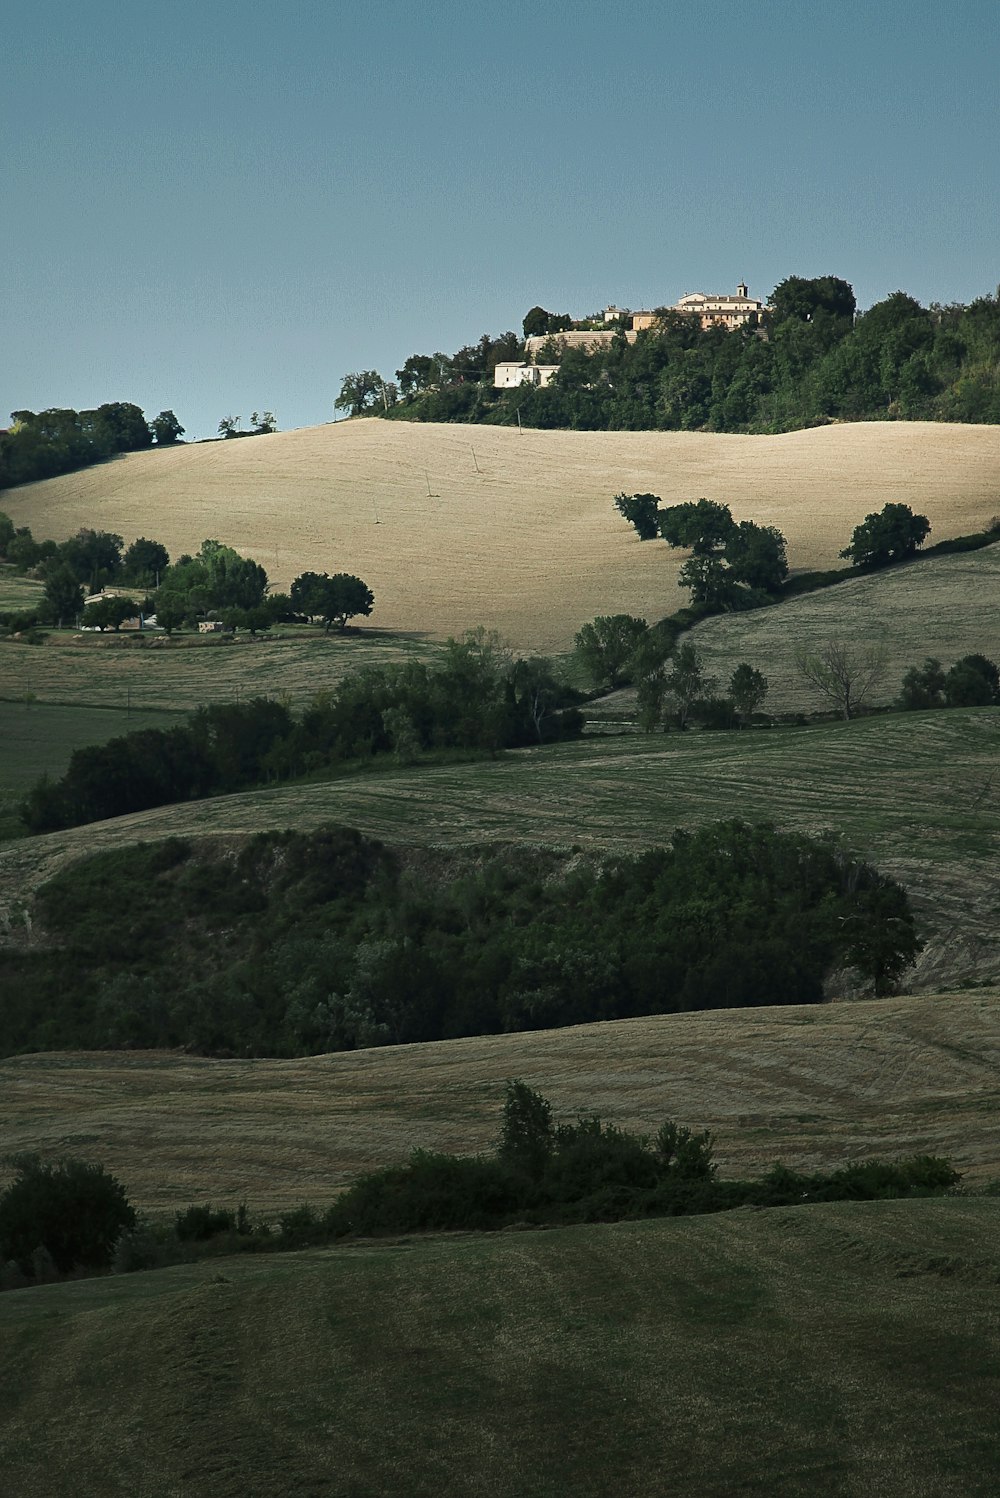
[[0, 698, 188, 837], [0, 627, 440, 714], [0, 566, 44, 613], [3, 418, 997, 653], [1, 1197, 999, 1496], [2, 707, 996, 987], [2, 989, 999, 1212], [692, 542, 1000, 715]]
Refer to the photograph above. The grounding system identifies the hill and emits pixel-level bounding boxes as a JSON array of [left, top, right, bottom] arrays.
[[2, 1196, 999, 1497], [2, 708, 997, 991], [3, 419, 998, 652], [2, 990, 999, 1212]]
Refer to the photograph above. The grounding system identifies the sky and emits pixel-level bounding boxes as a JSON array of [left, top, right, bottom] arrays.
[[2, 0, 999, 440]]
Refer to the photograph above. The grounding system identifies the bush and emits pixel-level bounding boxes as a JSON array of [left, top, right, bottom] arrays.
[[0, 1156, 136, 1275], [328, 1151, 523, 1237], [174, 1203, 237, 1241]]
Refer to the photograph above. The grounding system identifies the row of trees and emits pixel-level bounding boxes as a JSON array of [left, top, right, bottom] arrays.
[[20, 632, 583, 833], [0, 516, 376, 638], [217, 411, 276, 438], [0, 404, 184, 490], [575, 616, 767, 732], [615, 495, 790, 607], [615, 495, 931, 595], [0, 1087, 959, 1284], [378, 279, 1000, 432]]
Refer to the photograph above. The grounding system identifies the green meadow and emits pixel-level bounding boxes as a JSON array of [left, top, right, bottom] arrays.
[[2, 1198, 999, 1497]]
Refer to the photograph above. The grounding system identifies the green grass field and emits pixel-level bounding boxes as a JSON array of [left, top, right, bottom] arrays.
[[0, 566, 44, 613], [2, 1197, 999, 1497], [693, 543, 1000, 716], [0, 699, 188, 838]]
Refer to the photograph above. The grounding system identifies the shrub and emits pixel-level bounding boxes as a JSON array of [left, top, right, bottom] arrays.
[[175, 1203, 237, 1241], [0, 1156, 136, 1275]]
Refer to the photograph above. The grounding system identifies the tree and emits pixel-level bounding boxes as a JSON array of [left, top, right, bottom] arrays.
[[794, 640, 888, 720], [123, 537, 170, 587], [944, 654, 999, 707], [395, 354, 436, 396], [151, 410, 185, 445], [522, 306, 552, 338], [0, 510, 14, 553], [7, 528, 43, 572], [43, 564, 84, 627], [335, 371, 386, 417], [496, 1080, 554, 1179], [250, 410, 277, 434], [90, 401, 153, 452], [665, 641, 714, 729], [574, 614, 649, 689], [218, 415, 240, 437], [290, 571, 374, 631], [197, 539, 269, 610], [613, 492, 661, 540], [86, 595, 137, 632], [768, 275, 856, 325], [657, 498, 735, 553], [58, 527, 124, 593], [0, 1156, 136, 1275], [153, 597, 186, 635], [899, 657, 946, 710], [729, 663, 769, 724], [726, 521, 788, 592], [840, 503, 931, 569]]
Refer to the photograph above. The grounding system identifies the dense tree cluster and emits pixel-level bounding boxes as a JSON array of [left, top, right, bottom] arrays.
[[2, 820, 921, 1058], [383, 279, 1000, 432], [840, 503, 931, 568], [0, 403, 183, 490], [0, 1158, 135, 1277], [899, 653, 1000, 710], [289, 572, 374, 631]]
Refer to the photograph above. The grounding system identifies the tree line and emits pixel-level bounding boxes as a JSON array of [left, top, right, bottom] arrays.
[[2, 820, 921, 1062], [0, 517, 375, 638], [0, 403, 184, 491], [361, 277, 1000, 432]]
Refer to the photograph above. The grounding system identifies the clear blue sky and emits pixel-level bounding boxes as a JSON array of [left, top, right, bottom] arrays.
[[3, 0, 998, 440]]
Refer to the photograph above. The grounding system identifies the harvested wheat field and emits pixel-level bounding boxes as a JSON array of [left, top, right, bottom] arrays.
[[4, 419, 998, 652], [1, 991, 998, 1212]]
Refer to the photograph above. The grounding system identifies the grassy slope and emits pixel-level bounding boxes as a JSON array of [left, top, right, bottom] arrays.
[[0, 699, 187, 837], [2, 1198, 999, 1498], [694, 543, 1000, 714], [2, 708, 997, 988], [0, 627, 439, 713], [3, 990, 999, 1211], [3, 419, 998, 653]]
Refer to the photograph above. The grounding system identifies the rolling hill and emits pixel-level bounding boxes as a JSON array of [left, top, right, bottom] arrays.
[[2, 989, 999, 1212], [3, 1196, 999, 1498], [4, 419, 998, 653]]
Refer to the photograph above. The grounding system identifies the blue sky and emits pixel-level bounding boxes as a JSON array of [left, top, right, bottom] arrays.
[[3, 0, 998, 439]]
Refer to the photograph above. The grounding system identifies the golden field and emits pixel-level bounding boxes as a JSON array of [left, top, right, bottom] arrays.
[[4, 418, 998, 652]]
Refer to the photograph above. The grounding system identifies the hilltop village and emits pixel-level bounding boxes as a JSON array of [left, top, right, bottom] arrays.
[[495, 283, 768, 388]]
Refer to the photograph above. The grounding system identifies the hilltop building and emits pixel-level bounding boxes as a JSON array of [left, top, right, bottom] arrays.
[[493, 285, 768, 387]]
